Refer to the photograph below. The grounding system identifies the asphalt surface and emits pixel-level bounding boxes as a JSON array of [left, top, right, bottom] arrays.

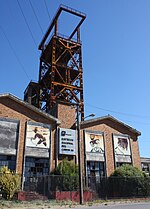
[[72, 202, 150, 209], [3, 201, 150, 209], [76, 202, 150, 209]]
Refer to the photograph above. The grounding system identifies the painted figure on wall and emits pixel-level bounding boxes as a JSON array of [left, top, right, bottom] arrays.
[[118, 138, 128, 150], [89, 134, 104, 153], [32, 127, 47, 147], [26, 123, 50, 149], [113, 135, 131, 155]]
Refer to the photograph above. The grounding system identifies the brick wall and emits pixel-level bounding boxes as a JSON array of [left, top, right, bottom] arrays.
[[52, 103, 141, 176], [49, 102, 76, 129], [0, 98, 141, 177], [0, 97, 56, 174], [131, 138, 141, 169], [57, 103, 76, 129], [81, 118, 141, 176]]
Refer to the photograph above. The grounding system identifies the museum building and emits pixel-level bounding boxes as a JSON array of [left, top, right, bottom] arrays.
[[0, 93, 141, 188]]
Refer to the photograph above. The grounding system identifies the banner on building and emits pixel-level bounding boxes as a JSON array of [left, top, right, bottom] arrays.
[[0, 118, 19, 155], [85, 131, 104, 154], [26, 122, 50, 149], [59, 128, 76, 155], [113, 134, 131, 156]]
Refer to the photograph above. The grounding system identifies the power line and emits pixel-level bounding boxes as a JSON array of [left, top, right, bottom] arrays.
[[16, 0, 37, 47], [86, 107, 150, 127], [86, 103, 150, 119], [0, 25, 31, 81], [0, 25, 40, 96], [3, 1, 52, 100], [44, 0, 51, 20], [29, 0, 44, 35]]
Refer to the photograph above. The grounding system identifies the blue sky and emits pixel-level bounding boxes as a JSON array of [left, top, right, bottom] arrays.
[[0, 0, 150, 157]]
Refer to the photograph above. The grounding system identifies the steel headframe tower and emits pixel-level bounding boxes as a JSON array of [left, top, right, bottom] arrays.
[[37, 5, 86, 120]]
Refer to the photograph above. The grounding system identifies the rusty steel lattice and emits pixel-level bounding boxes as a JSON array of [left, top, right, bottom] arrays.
[[24, 5, 86, 120]]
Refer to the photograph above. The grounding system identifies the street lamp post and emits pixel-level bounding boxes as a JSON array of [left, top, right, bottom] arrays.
[[84, 113, 95, 120], [76, 104, 84, 204], [76, 104, 95, 204]]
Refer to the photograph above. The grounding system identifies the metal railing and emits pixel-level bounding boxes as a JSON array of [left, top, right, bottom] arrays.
[[22, 175, 150, 199], [1, 174, 149, 200]]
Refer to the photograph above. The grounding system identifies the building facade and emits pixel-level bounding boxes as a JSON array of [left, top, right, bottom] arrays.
[[141, 157, 150, 175], [81, 117, 141, 177], [0, 93, 142, 190], [0, 94, 60, 188]]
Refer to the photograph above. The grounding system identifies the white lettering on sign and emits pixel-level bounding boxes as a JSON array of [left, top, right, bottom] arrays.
[[59, 128, 76, 155]]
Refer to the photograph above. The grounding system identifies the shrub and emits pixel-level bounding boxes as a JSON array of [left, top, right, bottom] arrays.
[[109, 164, 150, 197], [51, 159, 79, 191], [0, 166, 21, 199], [110, 164, 145, 178]]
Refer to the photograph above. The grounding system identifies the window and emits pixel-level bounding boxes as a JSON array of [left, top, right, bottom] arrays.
[[87, 161, 105, 177], [24, 157, 49, 177], [116, 162, 131, 168], [0, 155, 16, 171], [87, 161, 105, 190], [142, 163, 150, 174]]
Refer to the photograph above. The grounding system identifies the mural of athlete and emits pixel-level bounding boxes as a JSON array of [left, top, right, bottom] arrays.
[[32, 127, 47, 146]]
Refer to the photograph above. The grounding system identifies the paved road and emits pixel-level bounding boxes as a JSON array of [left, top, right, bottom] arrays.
[[72, 202, 150, 209], [9, 202, 150, 209]]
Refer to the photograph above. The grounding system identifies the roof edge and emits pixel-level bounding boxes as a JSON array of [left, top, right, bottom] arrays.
[[81, 115, 141, 136], [0, 93, 61, 125]]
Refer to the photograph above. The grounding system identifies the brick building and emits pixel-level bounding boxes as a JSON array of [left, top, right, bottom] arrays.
[[80, 116, 141, 177], [0, 94, 60, 180], [0, 93, 141, 189], [141, 157, 150, 175]]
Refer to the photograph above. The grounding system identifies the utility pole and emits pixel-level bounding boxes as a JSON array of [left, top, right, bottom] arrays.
[[76, 104, 84, 204]]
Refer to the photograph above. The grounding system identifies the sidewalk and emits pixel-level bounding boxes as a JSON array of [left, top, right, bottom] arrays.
[[0, 198, 150, 209]]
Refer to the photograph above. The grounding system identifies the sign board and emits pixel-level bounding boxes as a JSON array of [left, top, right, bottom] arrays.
[[85, 131, 104, 154], [59, 128, 76, 155], [26, 122, 50, 149], [113, 134, 131, 156]]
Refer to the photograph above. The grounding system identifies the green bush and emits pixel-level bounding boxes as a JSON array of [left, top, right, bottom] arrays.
[[111, 164, 145, 178], [51, 159, 79, 191], [109, 164, 150, 197], [0, 166, 21, 199]]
